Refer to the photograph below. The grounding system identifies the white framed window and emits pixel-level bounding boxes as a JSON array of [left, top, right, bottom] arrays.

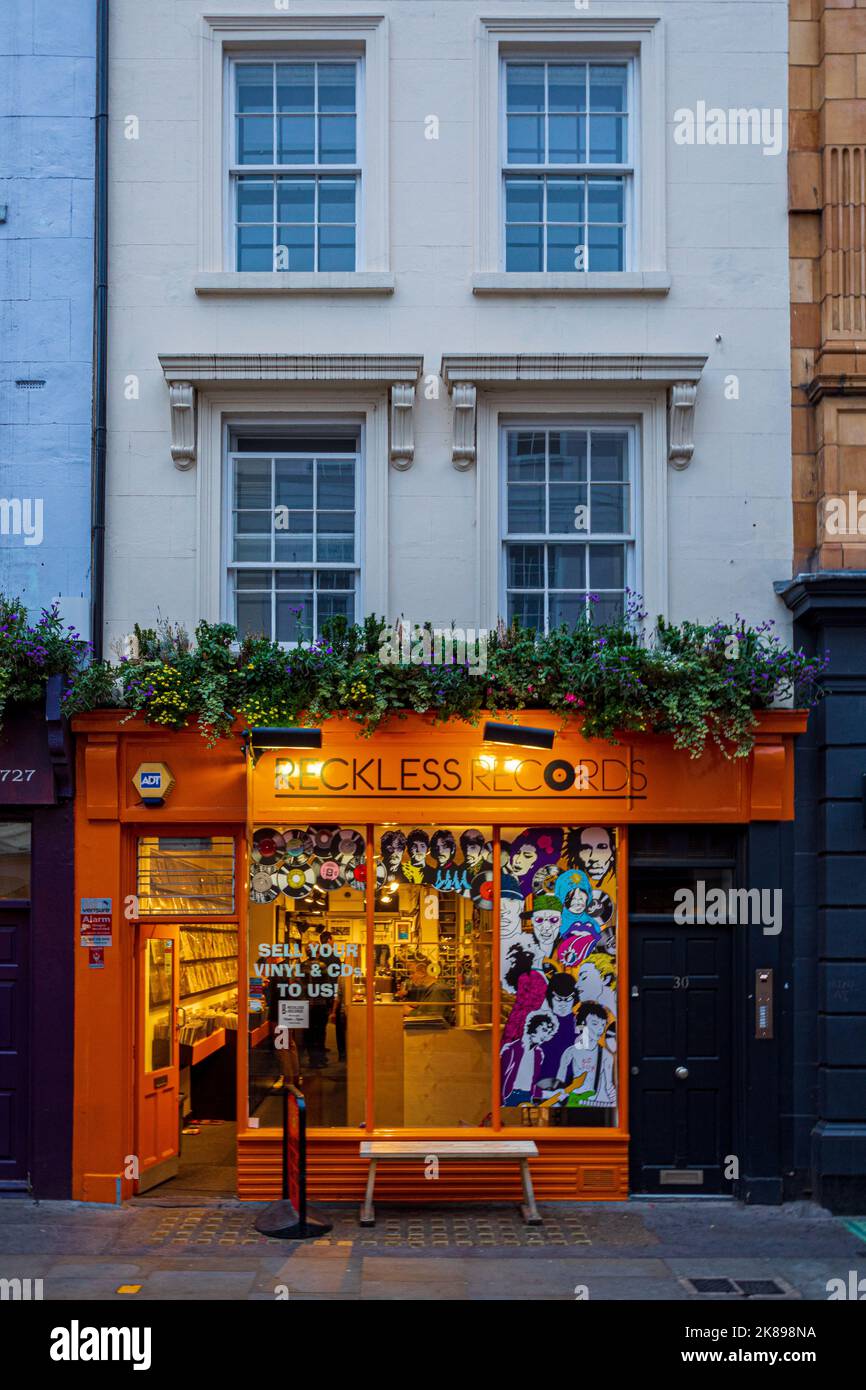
[[199, 15, 390, 290], [474, 16, 667, 293], [502, 60, 633, 273], [230, 58, 362, 273], [225, 427, 362, 643], [501, 422, 638, 630]]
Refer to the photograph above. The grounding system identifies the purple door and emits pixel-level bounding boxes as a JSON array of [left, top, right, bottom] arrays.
[[0, 906, 29, 1185]]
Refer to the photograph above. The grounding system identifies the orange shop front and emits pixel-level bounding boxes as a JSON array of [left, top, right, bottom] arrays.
[[71, 710, 804, 1206]]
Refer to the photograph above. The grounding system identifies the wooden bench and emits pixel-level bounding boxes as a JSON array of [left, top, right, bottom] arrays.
[[359, 1140, 541, 1226]]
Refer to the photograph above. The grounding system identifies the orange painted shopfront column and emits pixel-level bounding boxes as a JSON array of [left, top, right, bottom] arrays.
[[72, 710, 805, 1206]]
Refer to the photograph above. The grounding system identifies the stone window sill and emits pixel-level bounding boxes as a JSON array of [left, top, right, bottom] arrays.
[[471, 272, 671, 297], [194, 272, 396, 297]]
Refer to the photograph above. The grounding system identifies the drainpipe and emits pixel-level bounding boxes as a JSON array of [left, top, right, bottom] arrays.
[[90, 0, 109, 659]]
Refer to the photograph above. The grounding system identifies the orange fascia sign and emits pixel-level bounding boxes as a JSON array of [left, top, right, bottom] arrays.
[[250, 711, 806, 826]]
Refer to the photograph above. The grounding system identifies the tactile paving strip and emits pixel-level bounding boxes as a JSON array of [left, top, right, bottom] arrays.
[[125, 1207, 591, 1250]]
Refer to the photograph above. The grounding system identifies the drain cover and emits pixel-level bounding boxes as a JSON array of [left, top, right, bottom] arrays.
[[735, 1279, 788, 1298], [688, 1277, 738, 1294]]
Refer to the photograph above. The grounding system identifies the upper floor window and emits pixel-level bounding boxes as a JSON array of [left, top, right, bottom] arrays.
[[502, 60, 632, 273], [503, 425, 635, 630], [231, 60, 360, 273], [227, 431, 360, 643]]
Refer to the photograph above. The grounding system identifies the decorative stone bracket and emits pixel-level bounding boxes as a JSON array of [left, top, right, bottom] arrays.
[[451, 383, 477, 470], [667, 383, 698, 469], [440, 354, 707, 474], [169, 383, 196, 470], [159, 354, 424, 471], [390, 382, 416, 470]]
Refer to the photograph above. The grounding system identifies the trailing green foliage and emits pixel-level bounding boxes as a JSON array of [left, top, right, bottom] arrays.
[[0, 597, 94, 729], [57, 595, 829, 759]]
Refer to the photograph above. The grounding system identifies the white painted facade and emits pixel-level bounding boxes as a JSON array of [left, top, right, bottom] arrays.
[[104, 0, 791, 652]]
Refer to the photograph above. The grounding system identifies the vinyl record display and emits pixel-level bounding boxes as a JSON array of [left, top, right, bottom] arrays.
[[281, 828, 309, 859], [316, 858, 344, 891], [250, 868, 281, 904], [251, 828, 288, 869], [282, 863, 318, 899], [307, 826, 338, 856], [346, 862, 367, 891], [470, 869, 495, 910]]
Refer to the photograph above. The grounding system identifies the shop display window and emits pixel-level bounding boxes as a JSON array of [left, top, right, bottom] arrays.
[[248, 826, 368, 1129], [0, 821, 30, 898], [500, 825, 619, 1128], [137, 836, 235, 914], [371, 824, 494, 1128]]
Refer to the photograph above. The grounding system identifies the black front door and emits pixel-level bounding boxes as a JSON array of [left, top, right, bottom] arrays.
[[0, 906, 29, 1185], [629, 920, 734, 1194]]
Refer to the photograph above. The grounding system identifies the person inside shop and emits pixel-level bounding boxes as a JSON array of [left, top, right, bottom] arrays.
[[396, 952, 452, 1025], [299, 925, 332, 1069]]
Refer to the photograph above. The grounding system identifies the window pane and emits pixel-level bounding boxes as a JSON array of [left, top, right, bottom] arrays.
[[237, 116, 273, 164], [318, 64, 356, 112], [316, 536, 355, 563], [589, 114, 627, 164], [547, 178, 582, 223], [235, 509, 271, 536], [317, 569, 354, 590], [318, 590, 354, 624], [507, 65, 545, 113], [274, 534, 313, 564], [507, 543, 544, 588], [275, 457, 314, 507], [590, 65, 628, 114], [508, 484, 545, 532], [0, 823, 30, 899], [588, 179, 624, 225], [275, 570, 313, 590], [138, 837, 235, 915], [548, 114, 584, 164], [319, 180, 356, 223], [237, 592, 272, 640], [506, 223, 543, 272], [278, 115, 315, 164], [319, 115, 356, 164], [276, 63, 315, 112], [317, 459, 355, 507], [275, 225, 314, 272], [276, 179, 315, 222], [592, 593, 624, 626], [318, 223, 355, 271], [276, 593, 314, 642], [591, 484, 629, 533], [549, 483, 587, 532], [549, 431, 587, 482], [548, 543, 586, 589], [237, 65, 273, 114], [505, 178, 543, 224], [507, 114, 544, 164], [589, 544, 626, 590], [507, 431, 545, 481], [547, 222, 585, 272], [587, 222, 624, 272], [549, 63, 586, 113], [316, 511, 354, 537], [591, 433, 628, 481], [508, 592, 544, 630], [549, 594, 586, 629], [237, 178, 272, 223], [234, 538, 270, 562], [237, 224, 273, 271], [234, 458, 271, 509]]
